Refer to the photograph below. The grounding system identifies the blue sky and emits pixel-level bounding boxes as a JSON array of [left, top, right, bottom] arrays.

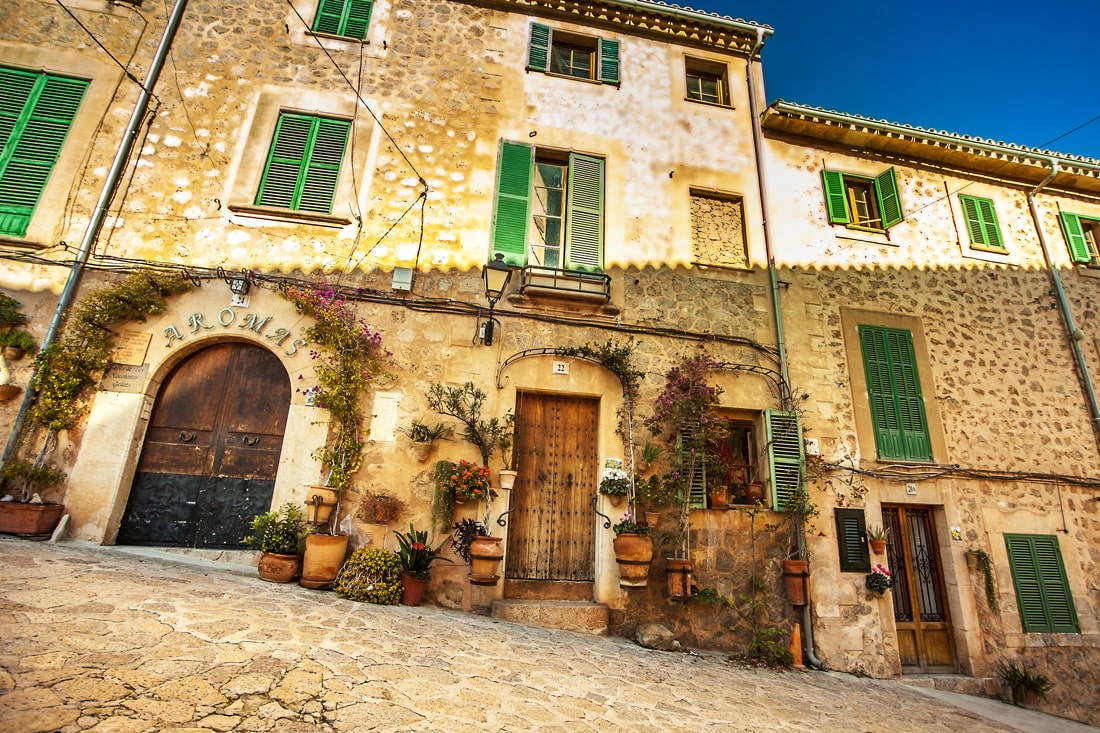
[[697, 1, 1100, 160]]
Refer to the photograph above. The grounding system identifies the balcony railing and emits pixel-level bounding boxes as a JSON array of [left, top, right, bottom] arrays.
[[519, 266, 611, 301]]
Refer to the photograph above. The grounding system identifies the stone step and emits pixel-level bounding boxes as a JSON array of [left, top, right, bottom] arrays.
[[905, 674, 1001, 699], [491, 599, 610, 636]]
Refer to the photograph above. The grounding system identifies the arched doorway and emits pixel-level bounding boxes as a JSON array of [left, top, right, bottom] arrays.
[[117, 342, 291, 548]]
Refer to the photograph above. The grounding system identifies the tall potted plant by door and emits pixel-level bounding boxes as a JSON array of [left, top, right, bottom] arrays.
[[243, 503, 308, 583], [611, 511, 653, 588]]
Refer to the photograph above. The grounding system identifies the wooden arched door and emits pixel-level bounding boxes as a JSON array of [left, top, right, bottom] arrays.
[[117, 342, 291, 548]]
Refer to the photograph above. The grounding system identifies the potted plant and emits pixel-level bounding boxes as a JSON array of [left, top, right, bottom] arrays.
[[0, 329, 36, 361], [867, 524, 889, 554], [438, 460, 495, 505], [497, 416, 519, 490], [0, 294, 31, 400], [598, 466, 630, 507], [996, 661, 1053, 707], [638, 442, 664, 473], [451, 518, 502, 586], [394, 524, 452, 606], [398, 418, 453, 462], [358, 492, 404, 525], [865, 564, 893, 595], [611, 511, 653, 588], [425, 382, 512, 467], [242, 503, 308, 583], [0, 459, 66, 535]]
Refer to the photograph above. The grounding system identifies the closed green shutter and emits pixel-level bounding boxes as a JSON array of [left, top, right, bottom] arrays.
[[598, 38, 620, 84], [1005, 534, 1079, 633], [859, 326, 933, 462], [1059, 212, 1092, 263], [960, 194, 1004, 250], [255, 113, 349, 214], [0, 69, 89, 238], [874, 167, 903, 228], [490, 140, 533, 267], [821, 170, 849, 224], [835, 508, 870, 573], [765, 410, 803, 510], [528, 23, 551, 72], [313, 0, 373, 39], [564, 152, 603, 271]]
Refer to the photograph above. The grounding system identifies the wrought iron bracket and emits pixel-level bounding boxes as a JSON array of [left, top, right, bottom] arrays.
[[592, 494, 611, 529]]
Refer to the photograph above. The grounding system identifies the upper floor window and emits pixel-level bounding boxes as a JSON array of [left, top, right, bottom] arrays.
[[959, 194, 1005, 251], [822, 168, 903, 232], [527, 23, 620, 85], [858, 325, 933, 462], [685, 59, 729, 107], [1059, 212, 1100, 267], [255, 112, 350, 215], [312, 0, 374, 40], [0, 67, 89, 238], [490, 140, 604, 272], [1005, 534, 1079, 633]]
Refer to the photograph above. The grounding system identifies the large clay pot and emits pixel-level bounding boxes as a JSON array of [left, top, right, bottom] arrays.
[[666, 558, 695, 599], [468, 535, 504, 585], [304, 486, 338, 526], [300, 533, 348, 589], [613, 533, 653, 588], [257, 552, 301, 583], [0, 502, 64, 535], [782, 559, 810, 606], [400, 574, 428, 606], [742, 482, 765, 504]]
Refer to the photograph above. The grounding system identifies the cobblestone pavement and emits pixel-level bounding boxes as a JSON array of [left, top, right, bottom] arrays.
[[0, 536, 1090, 733]]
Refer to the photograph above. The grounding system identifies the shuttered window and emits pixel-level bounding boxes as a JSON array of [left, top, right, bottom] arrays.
[[676, 420, 708, 511], [1005, 534, 1079, 633], [1059, 212, 1100, 265], [765, 410, 804, 510], [527, 23, 620, 85], [255, 113, 350, 214], [821, 167, 903, 231], [0, 68, 89, 238], [489, 140, 604, 271], [312, 0, 374, 40], [835, 508, 871, 573], [959, 194, 1004, 251], [859, 325, 933, 462]]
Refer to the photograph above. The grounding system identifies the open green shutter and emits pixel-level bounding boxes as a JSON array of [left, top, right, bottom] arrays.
[[528, 24, 551, 72], [874, 167, 903, 228], [564, 152, 603, 271], [490, 140, 533, 267], [821, 170, 849, 224], [598, 38, 620, 84], [1005, 534, 1079, 633], [1059, 212, 1092, 263], [860, 326, 932, 462], [765, 410, 803, 510], [960, 195, 1004, 250], [835, 508, 870, 573], [0, 69, 89, 238], [677, 422, 707, 510]]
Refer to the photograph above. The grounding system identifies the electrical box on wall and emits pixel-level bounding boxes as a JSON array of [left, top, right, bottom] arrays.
[[391, 267, 412, 291]]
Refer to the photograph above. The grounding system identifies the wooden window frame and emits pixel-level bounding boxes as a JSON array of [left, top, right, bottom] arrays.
[[959, 194, 1005, 252], [684, 58, 730, 108], [528, 23, 620, 86], [1059, 211, 1100, 266], [822, 168, 903, 232]]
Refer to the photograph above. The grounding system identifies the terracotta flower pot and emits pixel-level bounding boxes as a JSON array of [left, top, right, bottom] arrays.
[[869, 539, 887, 554], [666, 558, 695, 599], [304, 486, 338, 526], [707, 485, 729, 509], [257, 552, 301, 583], [300, 533, 348, 589], [0, 384, 21, 401], [400, 574, 428, 606], [742, 482, 765, 503], [644, 511, 660, 529], [3, 346, 25, 361], [468, 535, 504, 585], [613, 533, 653, 588], [412, 442, 433, 462], [0, 502, 64, 535], [782, 559, 810, 606], [498, 469, 517, 490]]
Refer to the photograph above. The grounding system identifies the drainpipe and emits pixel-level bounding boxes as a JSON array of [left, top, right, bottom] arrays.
[[2, 0, 191, 463], [1026, 159, 1100, 450], [744, 28, 823, 669]]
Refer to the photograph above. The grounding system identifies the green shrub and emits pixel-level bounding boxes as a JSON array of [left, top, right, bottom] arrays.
[[241, 503, 307, 554], [334, 547, 402, 605]]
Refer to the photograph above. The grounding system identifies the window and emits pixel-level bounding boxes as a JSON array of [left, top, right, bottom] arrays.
[[959, 194, 1004, 251], [255, 112, 350, 215], [685, 59, 729, 106], [1059, 212, 1100, 266], [835, 508, 871, 573], [490, 140, 604, 272], [0, 67, 89, 238], [690, 191, 746, 267], [821, 168, 903, 232], [527, 24, 619, 85], [312, 0, 374, 40], [858, 325, 933, 462], [678, 416, 756, 509], [1005, 534, 1079, 633]]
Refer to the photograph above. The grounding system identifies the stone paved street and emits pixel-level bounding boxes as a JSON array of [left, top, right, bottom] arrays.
[[0, 536, 1093, 732]]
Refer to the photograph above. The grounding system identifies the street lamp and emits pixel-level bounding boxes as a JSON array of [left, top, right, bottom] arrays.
[[481, 253, 513, 346]]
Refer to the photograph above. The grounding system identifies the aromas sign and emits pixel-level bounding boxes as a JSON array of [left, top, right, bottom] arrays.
[[159, 308, 309, 355]]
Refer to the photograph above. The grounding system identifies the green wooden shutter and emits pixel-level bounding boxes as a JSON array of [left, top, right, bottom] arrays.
[[564, 152, 604, 272], [256, 113, 349, 214], [859, 326, 933, 462], [874, 167, 903, 228], [313, 0, 373, 39], [1005, 534, 1079, 633], [677, 421, 707, 510], [1059, 212, 1092, 263], [960, 194, 1004, 250], [765, 410, 803, 510], [528, 24, 551, 72], [598, 38, 620, 84], [0, 69, 89, 238], [821, 170, 849, 224], [490, 140, 533, 267], [835, 508, 871, 573], [313, 0, 347, 35]]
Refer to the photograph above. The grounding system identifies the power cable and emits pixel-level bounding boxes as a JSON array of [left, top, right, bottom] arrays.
[[53, 0, 148, 92], [1036, 113, 1100, 152]]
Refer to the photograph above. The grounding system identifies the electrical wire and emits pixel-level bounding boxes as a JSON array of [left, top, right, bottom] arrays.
[[1036, 112, 1100, 151], [53, 0, 148, 91]]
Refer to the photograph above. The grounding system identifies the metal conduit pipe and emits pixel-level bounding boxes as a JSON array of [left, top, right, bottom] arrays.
[[745, 27, 823, 669], [1026, 159, 1100, 452], [2, 0, 192, 463]]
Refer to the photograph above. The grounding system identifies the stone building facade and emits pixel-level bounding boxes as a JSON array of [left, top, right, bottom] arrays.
[[0, 0, 1097, 725]]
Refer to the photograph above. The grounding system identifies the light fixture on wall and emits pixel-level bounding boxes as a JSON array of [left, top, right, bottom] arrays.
[[228, 276, 251, 296], [481, 253, 513, 346]]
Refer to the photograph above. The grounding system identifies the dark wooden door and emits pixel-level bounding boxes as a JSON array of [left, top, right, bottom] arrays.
[[505, 392, 599, 581], [117, 343, 291, 548], [882, 506, 957, 673]]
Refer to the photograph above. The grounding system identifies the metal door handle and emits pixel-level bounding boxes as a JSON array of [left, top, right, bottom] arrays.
[[179, 431, 196, 442], [242, 436, 260, 445]]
